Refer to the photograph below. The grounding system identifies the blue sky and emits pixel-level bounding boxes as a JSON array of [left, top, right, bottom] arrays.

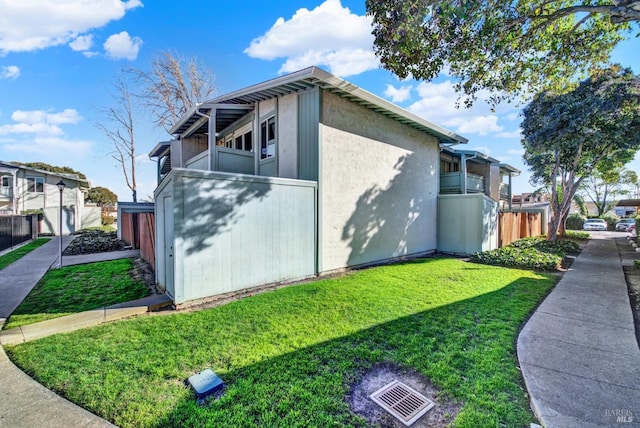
[[0, 0, 638, 201]]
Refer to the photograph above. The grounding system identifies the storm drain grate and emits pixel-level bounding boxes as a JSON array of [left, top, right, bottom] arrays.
[[369, 380, 435, 426]]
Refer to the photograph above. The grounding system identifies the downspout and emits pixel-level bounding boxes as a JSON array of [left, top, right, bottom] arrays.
[[194, 105, 213, 171], [508, 173, 513, 211]]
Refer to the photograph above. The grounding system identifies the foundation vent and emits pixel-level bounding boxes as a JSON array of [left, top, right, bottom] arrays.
[[369, 380, 435, 426]]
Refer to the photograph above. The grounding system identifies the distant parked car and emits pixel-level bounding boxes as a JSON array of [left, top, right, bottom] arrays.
[[583, 219, 607, 231], [616, 218, 636, 231]]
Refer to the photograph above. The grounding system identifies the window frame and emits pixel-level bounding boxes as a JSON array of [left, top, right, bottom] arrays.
[[26, 176, 44, 193], [260, 116, 276, 160]]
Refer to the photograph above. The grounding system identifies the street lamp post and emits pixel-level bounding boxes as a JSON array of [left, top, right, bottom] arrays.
[[56, 180, 65, 268]]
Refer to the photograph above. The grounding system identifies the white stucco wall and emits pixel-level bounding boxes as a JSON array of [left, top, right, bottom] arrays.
[[278, 93, 298, 179], [318, 91, 439, 272]]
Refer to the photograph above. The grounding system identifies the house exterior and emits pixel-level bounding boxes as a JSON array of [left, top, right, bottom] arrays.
[[437, 147, 521, 254], [0, 161, 99, 234], [150, 66, 480, 305]]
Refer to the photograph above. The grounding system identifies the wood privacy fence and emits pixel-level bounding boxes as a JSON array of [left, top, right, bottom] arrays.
[[499, 212, 542, 247], [120, 211, 155, 271]]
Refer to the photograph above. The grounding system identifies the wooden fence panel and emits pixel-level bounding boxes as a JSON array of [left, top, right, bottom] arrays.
[[499, 212, 542, 247], [139, 213, 155, 271], [120, 211, 155, 271]]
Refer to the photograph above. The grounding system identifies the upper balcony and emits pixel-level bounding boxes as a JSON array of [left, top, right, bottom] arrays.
[[440, 172, 485, 194]]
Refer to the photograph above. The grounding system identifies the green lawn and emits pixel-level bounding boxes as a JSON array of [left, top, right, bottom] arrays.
[[0, 238, 50, 271], [7, 258, 555, 427], [4, 259, 150, 330]]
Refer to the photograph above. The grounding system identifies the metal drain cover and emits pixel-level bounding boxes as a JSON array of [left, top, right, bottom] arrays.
[[369, 380, 435, 426]]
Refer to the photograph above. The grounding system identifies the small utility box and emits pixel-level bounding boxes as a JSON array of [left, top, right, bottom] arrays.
[[187, 369, 224, 399]]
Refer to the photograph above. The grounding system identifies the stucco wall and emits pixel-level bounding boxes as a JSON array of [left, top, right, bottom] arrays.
[[318, 91, 439, 272]]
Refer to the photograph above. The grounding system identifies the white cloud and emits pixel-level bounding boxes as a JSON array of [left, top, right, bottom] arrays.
[[0, 108, 82, 137], [507, 148, 525, 156], [0, 65, 19, 79], [103, 31, 142, 60], [0, 0, 143, 55], [496, 130, 523, 139], [69, 34, 93, 51], [407, 80, 519, 136], [0, 108, 91, 157], [244, 0, 378, 77], [384, 84, 413, 103]]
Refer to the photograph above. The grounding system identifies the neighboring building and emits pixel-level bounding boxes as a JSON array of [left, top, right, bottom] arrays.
[[0, 161, 100, 234], [512, 192, 550, 205], [149, 66, 517, 306]]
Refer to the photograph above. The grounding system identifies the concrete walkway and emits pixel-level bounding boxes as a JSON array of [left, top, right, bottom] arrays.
[[0, 237, 171, 428], [518, 233, 640, 427]]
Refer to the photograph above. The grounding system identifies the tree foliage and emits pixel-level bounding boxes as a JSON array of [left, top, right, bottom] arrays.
[[579, 168, 638, 216], [86, 186, 118, 207], [128, 50, 217, 131], [19, 162, 86, 179], [366, 0, 636, 105], [521, 66, 640, 240]]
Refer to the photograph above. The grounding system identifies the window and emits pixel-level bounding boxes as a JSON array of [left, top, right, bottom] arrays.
[[1, 176, 10, 188], [26, 176, 44, 193], [221, 125, 253, 152], [260, 116, 276, 160]]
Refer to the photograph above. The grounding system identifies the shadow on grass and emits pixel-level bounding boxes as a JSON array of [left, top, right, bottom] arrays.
[[8, 259, 554, 428]]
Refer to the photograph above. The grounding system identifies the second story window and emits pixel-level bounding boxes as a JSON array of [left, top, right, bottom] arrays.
[[260, 116, 276, 160], [26, 176, 44, 193]]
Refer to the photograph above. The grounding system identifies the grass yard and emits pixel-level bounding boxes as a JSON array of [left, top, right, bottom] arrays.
[[0, 238, 50, 271], [3, 259, 150, 330], [7, 258, 556, 427]]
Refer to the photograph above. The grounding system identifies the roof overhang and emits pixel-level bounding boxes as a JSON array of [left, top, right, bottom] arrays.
[[617, 199, 640, 207], [149, 141, 172, 158], [170, 66, 467, 145], [499, 163, 521, 175]]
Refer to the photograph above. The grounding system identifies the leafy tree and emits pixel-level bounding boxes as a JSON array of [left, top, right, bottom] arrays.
[[86, 186, 118, 207], [579, 168, 638, 216], [128, 50, 217, 131], [19, 162, 86, 179], [521, 66, 640, 241], [366, 0, 636, 105]]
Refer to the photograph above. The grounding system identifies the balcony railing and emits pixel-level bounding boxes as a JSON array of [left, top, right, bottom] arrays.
[[499, 182, 510, 200], [440, 172, 485, 194]]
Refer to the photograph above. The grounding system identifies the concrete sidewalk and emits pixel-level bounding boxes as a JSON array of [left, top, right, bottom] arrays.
[[518, 233, 640, 427], [0, 237, 170, 428]]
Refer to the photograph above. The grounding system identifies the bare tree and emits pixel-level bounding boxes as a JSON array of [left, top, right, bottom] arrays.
[[128, 50, 217, 131], [96, 74, 138, 202]]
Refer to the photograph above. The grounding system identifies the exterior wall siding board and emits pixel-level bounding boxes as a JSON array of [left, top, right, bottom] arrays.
[[318, 91, 439, 272], [170, 169, 316, 304], [298, 89, 319, 180]]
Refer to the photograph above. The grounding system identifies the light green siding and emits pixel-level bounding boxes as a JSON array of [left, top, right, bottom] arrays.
[[160, 168, 317, 304], [437, 194, 498, 255], [298, 89, 319, 180]]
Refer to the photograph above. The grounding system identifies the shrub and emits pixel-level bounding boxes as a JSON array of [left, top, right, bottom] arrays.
[[64, 230, 123, 255], [565, 213, 587, 230], [564, 230, 589, 240], [470, 247, 561, 271], [600, 213, 619, 231], [508, 236, 579, 255], [470, 236, 579, 271]]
